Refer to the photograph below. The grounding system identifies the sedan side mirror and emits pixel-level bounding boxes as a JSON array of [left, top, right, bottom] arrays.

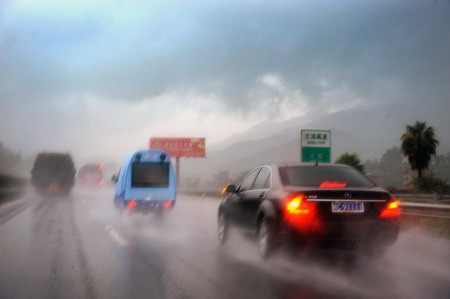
[[222, 184, 236, 194]]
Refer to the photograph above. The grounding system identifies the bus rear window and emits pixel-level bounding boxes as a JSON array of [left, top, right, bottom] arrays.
[[132, 162, 169, 187]]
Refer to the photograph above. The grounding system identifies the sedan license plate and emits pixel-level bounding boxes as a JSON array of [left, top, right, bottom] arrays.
[[332, 201, 364, 213]]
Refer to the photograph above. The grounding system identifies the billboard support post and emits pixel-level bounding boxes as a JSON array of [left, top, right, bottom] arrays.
[[176, 157, 180, 188]]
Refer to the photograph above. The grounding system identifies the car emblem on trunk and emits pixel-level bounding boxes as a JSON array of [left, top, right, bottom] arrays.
[[344, 192, 352, 199]]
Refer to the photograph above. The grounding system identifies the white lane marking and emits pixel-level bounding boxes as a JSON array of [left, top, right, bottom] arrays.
[[105, 225, 128, 246]]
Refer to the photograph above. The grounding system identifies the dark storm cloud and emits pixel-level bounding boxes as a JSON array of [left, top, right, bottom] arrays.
[[1, 0, 450, 114], [185, 1, 450, 110]]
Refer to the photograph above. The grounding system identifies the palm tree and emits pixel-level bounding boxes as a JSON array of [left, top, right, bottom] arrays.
[[335, 153, 364, 173], [400, 121, 439, 178]]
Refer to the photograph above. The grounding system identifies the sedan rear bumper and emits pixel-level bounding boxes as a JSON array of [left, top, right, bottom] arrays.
[[282, 217, 400, 249], [123, 199, 175, 213]]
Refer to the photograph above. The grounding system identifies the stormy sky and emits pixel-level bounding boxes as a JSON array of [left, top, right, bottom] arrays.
[[1, 0, 449, 164]]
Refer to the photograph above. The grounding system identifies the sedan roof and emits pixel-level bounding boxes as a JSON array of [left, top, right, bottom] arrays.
[[267, 162, 352, 169]]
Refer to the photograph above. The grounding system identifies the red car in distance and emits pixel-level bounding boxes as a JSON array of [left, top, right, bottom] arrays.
[[78, 163, 104, 187]]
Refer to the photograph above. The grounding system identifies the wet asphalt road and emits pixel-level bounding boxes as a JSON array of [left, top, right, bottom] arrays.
[[0, 186, 449, 299]]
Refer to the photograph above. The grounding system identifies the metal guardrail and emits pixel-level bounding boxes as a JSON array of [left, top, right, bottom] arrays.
[[400, 202, 450, 209], [393, 193, 450, 201], [400, 202, 450, 220], [0, 199, 30, 226]]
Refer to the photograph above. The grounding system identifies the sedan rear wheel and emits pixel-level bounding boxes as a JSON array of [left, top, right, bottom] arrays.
[[258, 218, 275, 259], [218, 213, 229, 244]]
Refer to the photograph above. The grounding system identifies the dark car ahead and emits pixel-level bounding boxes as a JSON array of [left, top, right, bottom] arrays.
[[218, 163, 400, 259], [31, 152, 76, 195]]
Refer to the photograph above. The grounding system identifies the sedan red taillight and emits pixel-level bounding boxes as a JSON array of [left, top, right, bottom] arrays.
[[284, 194, 321, 232], [380, 198, 401, 218], [285, 194, 315, 215]]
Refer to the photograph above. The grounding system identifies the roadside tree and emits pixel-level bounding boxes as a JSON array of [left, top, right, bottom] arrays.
[[401, 121, 439, 178], [335, 153, 364, 173]]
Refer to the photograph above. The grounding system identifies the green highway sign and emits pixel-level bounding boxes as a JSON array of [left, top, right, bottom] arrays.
[[301, 130, 331, 163], [302, 147, 331, 163]]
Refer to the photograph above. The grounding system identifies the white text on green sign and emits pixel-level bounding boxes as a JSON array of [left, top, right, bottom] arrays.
[[301, 130, 331, 148]]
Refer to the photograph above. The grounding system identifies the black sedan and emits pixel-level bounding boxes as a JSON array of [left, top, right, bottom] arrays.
[[218, 163, 400, 259]]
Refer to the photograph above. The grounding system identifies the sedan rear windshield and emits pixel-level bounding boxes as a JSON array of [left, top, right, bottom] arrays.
[[132, 162, 169, 187], [280, 166, 376, 188]]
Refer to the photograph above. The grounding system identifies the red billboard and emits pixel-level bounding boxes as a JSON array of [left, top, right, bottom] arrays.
[[149, 138, 206, 157]]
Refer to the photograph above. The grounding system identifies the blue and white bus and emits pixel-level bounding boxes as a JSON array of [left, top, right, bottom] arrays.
[[113, 150, 176, 214]]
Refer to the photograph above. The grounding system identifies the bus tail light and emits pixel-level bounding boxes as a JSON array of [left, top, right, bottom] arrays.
[[164, 200, 172, 210], [128, 199, 137, 210]]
